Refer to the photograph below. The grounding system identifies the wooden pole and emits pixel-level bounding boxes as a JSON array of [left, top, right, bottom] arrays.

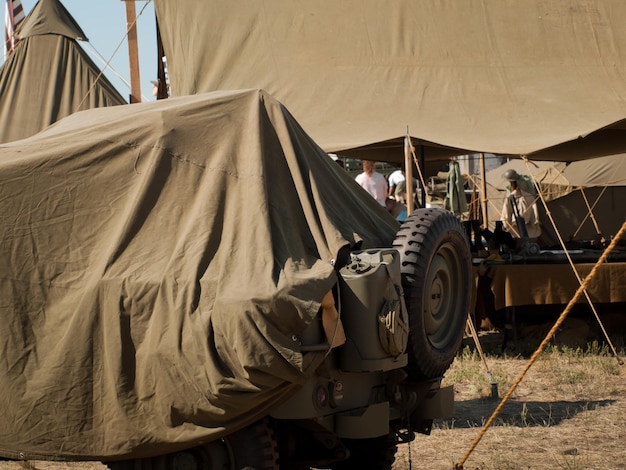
[[479, 153, 488, 229], [419, 144, 426, 208], [123, 1, 141, 103], [404, 136, 414, 215]]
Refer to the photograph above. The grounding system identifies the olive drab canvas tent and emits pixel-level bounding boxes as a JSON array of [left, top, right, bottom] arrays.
[[542, 154, 626, 243], [153, 0, 626, 164], [482, 156, 626, 246], [0, 0, 126, 144], [0, 89, 399, 460]]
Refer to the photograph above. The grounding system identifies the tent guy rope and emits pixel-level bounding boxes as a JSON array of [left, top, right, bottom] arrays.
[[522, 156, 623, 363], [76, 0, 153, 109], [454, 219, 626, 470]]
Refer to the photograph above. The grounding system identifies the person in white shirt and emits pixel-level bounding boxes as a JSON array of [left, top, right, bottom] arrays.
[[387, 169, 405, 201], [355, 160, 388, 206]]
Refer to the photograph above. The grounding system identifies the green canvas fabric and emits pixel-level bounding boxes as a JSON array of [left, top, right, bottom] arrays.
[[0, 89, 398, 460]]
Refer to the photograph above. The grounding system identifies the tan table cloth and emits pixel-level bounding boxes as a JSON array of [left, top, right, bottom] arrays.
[[487, 262, 626, 311]]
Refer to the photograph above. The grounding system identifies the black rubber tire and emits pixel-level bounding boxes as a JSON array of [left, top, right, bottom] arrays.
[[108, 418, 279, 470], [221, 417, 280, 469], [392, 208, 472, 380], [329, 436, 397, 470]]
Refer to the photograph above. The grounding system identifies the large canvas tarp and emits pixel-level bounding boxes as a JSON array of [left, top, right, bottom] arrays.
[[154, 0, 626, 162], [0, 0, 126, 144], [0, 89, 398, 460]]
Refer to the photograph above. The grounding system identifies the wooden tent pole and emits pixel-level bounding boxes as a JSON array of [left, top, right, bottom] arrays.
[[479, 153, 488, 228], [404, 135, 414, 215], [123, 1, 141, 103], [419, 145, 426, 207]]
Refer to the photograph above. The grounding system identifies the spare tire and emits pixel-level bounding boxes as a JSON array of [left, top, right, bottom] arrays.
[[392, 208, 471, 379]]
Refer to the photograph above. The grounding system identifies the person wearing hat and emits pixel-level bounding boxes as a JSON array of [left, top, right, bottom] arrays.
[[500, 169, 541, 240]]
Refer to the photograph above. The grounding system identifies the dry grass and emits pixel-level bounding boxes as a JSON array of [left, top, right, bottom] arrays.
[[394, 328, 626, 470]]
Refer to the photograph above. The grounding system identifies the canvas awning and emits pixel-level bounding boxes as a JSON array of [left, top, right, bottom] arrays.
[[154, 0, 626, 162]]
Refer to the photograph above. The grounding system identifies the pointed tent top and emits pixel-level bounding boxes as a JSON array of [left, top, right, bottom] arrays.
[[18, 0, 88, 41], [0, 0, 126, 144]]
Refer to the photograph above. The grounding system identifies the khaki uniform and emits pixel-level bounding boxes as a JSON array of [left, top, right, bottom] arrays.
[[501, 187, 541, 239]]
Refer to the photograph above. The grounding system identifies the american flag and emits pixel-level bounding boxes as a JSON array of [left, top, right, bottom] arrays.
[[4, 0, 25, 60]]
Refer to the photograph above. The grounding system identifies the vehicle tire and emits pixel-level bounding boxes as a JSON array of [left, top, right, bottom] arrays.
[[108, 417, 279, 470], [329, 436, 397, 470], [220, 417, 280, 469], [392, 208, 471, 379]]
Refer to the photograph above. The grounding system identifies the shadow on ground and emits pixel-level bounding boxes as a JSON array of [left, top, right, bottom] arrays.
[[435, 398, 616, 429]]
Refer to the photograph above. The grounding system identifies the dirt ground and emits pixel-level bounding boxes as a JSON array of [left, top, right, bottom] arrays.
[[393, 316, 626, 470]]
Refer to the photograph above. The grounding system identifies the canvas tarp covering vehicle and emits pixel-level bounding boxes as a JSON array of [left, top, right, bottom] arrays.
[[154, 0, 626, 163], [0, 0, 126, 144], [0, 89, 399, 460]]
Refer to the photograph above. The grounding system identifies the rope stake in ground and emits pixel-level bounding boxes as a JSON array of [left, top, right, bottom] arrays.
[[454, 220, 626, 470], [466, 316, 498, 398]]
